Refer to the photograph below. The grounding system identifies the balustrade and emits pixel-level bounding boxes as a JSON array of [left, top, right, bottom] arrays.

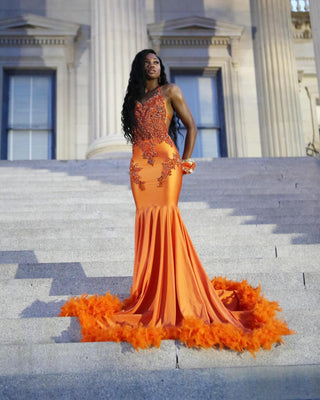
[[291, 0, 310, 12]]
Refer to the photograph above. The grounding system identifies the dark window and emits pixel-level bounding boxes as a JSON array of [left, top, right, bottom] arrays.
[[171, 69, 227, 158], [1, 70, 56, 160]]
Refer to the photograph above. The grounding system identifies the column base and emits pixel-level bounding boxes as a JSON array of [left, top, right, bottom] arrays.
[[86, 136, 132, 159]]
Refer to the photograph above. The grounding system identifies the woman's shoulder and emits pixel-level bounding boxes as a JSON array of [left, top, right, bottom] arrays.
[[161, 83, 183, 99]]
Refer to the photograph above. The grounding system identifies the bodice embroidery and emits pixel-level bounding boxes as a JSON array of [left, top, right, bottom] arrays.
[[130, 160, 145, 190], [157, 152, 181, 187], [130, 87, 181, 189]]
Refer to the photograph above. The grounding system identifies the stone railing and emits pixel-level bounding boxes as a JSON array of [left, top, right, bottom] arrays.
[[291, 0, 311, 39], [291, 0, 310, 12]]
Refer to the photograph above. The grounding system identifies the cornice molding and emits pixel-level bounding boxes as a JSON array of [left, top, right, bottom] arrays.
[[148, 15, 244, 49], [158, 37, 230, 47], [0, 38, 67, 46], [0, 13, 80, 45], [148, 16, 244, 38]]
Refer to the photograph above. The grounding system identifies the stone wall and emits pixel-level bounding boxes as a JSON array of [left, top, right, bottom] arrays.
[[0, 0, 318, 159]]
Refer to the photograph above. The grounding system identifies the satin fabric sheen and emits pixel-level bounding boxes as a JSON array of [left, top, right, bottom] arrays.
[[60, 87, 293, 352], [118, 140, 244, 330]]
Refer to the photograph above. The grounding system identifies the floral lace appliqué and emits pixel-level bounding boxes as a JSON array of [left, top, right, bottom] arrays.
[[130, 160, 145, 190], [129, 88, 182, 189], [157, 152, 182, 187]]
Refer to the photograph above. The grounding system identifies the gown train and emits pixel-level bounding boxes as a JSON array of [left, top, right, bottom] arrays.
[[60, 87, 293, 353]]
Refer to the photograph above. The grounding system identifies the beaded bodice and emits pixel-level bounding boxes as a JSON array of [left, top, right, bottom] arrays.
[[134, 88, 172, 145], [130, 87, 181, 189]]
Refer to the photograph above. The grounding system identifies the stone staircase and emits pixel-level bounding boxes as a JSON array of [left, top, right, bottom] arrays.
[[0, 157, 320, 400]]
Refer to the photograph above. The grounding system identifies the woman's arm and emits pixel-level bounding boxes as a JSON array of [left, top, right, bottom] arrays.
[[166, 84, 197, 160]]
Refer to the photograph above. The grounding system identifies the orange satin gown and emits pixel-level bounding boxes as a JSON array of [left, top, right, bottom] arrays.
[[60, 87, 293, 352]]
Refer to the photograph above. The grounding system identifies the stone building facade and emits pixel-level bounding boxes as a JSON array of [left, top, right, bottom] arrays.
[[0, 0, 319, 160]]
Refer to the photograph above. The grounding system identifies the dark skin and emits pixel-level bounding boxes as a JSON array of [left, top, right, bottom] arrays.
[[143, 53, 197, 160]]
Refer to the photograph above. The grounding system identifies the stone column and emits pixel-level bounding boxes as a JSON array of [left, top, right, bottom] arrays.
[[250, 0, 305, 157], [309, 0, 320, 96], [87, 0, 147, 158]]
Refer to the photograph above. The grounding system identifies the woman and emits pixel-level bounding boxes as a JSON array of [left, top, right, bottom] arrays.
[[60, 50, 293, 352]]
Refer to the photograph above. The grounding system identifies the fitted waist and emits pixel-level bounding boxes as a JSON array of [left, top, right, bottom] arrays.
[[132, 139, 179, 160]]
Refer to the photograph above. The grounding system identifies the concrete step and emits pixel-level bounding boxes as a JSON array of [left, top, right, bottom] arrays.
[[3, 163, 314, 176], [183, 186, 320, 196], [1, 181, 318, 196], [0, 364, 319, 400], [1, 209, 319, 227], [0, 237, 136, 251], [2, 196, 320, 212], [1, 169, 310, 180], [0, 156, 319, 389], [1, 219, 318, 240], [3, 181, 129, 194], [199, 256, 320, 275], [1, 270, 309, 300], [0, 200, 206, 212], [0, 293, 70, 318], [1, 232, 320, 253], [2, 204, 320, 222], [0, 243, 319, 264], [0, 317, 81, 345], [2, 185, 319, 200], [0, 220, 276, 236], [1, 257, 319, 281], [276, 244, 320, 258], [0, 225, 310, 247], [2, 229, 318, 247], [0, 333, 319, 377], [176, 334, 320, 369], [183, 172, 319, 184], [0, 309, 316, 346], [200, 214, 320, 226], [0, 190, 133, 200], [2, 190, 318, 205], [0, 156, 317, 173], [0, 287, 319, 320], [1, 258, 319, 282], [0, 245, 282, 264], [2, 178, 318, 193], [0, 162, 318, 182], [180, 192, 320, 204], [0, 341, 176, 376], [0, 205, 250, 217], [0, 162, 317, 180], [0, 209, 136, 221], [0, 276, 132, 299]]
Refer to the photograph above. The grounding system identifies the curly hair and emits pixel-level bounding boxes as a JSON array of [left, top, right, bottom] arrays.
[[121, 49, 180, 147]]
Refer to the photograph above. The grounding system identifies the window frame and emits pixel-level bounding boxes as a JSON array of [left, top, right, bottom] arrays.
[[170, 68, 228, 158], [1, 69, 56, 160]]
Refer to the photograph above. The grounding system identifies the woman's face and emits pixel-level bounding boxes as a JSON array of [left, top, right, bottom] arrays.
[[144, 53, 161, 80]]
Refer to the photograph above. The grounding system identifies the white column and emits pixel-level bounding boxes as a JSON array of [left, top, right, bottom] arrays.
[[251, 0, 305, 156], [309, 0, 320, 96], [87, 0, 147, 158]]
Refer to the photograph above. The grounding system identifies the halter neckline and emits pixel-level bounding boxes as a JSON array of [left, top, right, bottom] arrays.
[[138, 86, 160, 106], [136, 86, 172, 121]]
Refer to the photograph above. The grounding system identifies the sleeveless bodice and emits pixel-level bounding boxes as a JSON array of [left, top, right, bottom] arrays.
[[134, 88, 172, 143], [130, 87, 181, 189]]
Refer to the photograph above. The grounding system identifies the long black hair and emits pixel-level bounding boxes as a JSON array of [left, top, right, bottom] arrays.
[[121, 49, 179, 146]]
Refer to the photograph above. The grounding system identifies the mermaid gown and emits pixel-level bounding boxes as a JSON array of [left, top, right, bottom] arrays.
[[60, 87, 293, 352]]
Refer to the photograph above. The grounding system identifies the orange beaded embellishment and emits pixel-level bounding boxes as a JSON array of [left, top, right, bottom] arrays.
[[130, 159, 145, 190], [130, 87, 181, 189], [158, 152, 181, 187]]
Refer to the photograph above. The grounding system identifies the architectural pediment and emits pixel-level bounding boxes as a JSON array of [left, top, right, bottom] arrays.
[[0, 14, 80, 38], [148, 16, 244, 39]]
